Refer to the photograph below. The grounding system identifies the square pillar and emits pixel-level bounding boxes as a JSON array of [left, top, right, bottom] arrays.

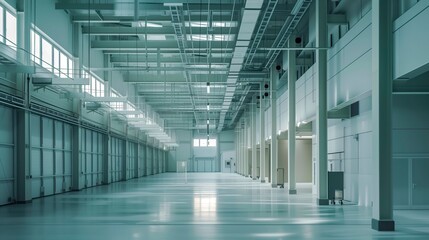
[[316, 0, 329, 205], [260, 83, 266, 183], [251, 101, 257, 180], [16, 110, 32, 203], [288, 39, 297, 195], [371, 0, 395, 231], [270, 66, 279, 188]]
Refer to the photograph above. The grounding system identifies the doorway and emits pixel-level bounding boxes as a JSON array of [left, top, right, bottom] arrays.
[[393, 157, 429, 209]]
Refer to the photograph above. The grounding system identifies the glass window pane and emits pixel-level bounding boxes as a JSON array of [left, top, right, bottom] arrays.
[[193, 139, 199, 147], [0, 7, 4, 43], [96, 80, 101, 97], [33, 32, 41, 64], [5, 11, 16, 46], [53, 48, 60, 76], [99, 81, 104, 97], [68, 58, 73, 78], [60, 52, 67, 78], [30, 30, 35, 62], [208, 139, 216, 147], [41, 38, 52, 71], [200, 139, 207, 147], [83, 71, 90, 93], [91, 77, 96, 96]]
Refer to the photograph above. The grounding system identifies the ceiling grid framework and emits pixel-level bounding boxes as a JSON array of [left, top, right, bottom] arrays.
[[57, 0, 312, 133]]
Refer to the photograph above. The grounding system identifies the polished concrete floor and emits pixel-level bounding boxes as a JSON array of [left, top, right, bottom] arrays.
[[0, 173, 428, 239]]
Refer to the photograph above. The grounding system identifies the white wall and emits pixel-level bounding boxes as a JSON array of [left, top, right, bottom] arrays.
[[221, 150, 236, 173], [35, 0, 73, 53], [167, 130, 235, 172], [394, 1, 429, 79]]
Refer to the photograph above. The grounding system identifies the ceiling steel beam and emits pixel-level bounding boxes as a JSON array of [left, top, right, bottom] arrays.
[[82, 26, 238, 35], [72, 14, 240, 23], [55, 3, 115, 10], [91, 40, 234, 50]]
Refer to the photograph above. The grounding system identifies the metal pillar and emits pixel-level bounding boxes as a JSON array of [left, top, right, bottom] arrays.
[[71, 125, 82, 190], [122, 137, 128, 181], [15, 0, 33, 203], [260, 83, 266, 183], [371, 0, 395, 231], [251, 102, 257, 180], [102, 133, 109, 184], [316, 0, 329, 205], [16, 110, 32, 203], [241, 118, 245, 176], [236, 129, 240, 174], [288, 39, 297, 195], [244, 116, 249, 177], [270, 66, 278, 188]]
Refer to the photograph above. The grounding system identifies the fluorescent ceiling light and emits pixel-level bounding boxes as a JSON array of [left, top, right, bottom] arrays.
[[187, 34, 235, 41], [137, 22, 163, 28], [146, 35, 166, 41], [185, 21, 238, 28], [163, 3, 183, 7]]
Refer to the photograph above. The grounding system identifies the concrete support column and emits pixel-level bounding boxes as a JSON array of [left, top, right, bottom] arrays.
[[152, 145, 155, 175], [241, 121, 245, 176], [122, 127, 128, 181], [102, 55, 111, 185], [371, 0, 395, 231], [102, 133, 110, 184], [146, 145, 150, 176], [251, 102, 257, 180], [316, 0, 329, 205], [288, 39, 297, 195], [240, 125, 244, 175], [16, 0, 31, 64], [71, 125, 82, 190], [244, 116, 248, 177], [157, 148, 161, 174], [236, 129, 240, 174], [15, 0, 33, 203], [270, 67, 279, 188], [260, 83, 266, 183], [16, 110, 32, 203], [134, 138, 139, 178], [72, 23, 82, 82]]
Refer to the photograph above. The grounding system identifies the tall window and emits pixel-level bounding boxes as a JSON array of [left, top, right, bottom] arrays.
[[53, 48, 60, 76], [41, 38, 52, 71], [60, 52, 67, 78], [82, 70, 105, 98], [30, 27, 75, 80], [31, 30, 41, 64], [68, 58, 73, 78], [5, 10, 16, 46], [193, 139, 216, 147], [110, 91, 124, 110], [0, 7, 4, 43]]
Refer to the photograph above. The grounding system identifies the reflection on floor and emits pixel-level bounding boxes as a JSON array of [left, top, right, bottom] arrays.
[[0, 173, 428, 239]]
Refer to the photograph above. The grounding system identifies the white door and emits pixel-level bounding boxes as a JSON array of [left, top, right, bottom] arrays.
[[393, 157, 429, 209], [411, 158, 429, 208]]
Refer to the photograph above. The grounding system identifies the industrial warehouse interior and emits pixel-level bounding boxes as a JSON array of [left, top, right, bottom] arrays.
[[0, 0, 429, 239]]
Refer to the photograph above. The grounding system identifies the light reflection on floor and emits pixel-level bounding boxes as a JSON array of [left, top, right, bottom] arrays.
[[0, 173, 428, 239]]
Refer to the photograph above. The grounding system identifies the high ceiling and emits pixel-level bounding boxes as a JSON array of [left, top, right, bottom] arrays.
[[55, 0, 310, 133]]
